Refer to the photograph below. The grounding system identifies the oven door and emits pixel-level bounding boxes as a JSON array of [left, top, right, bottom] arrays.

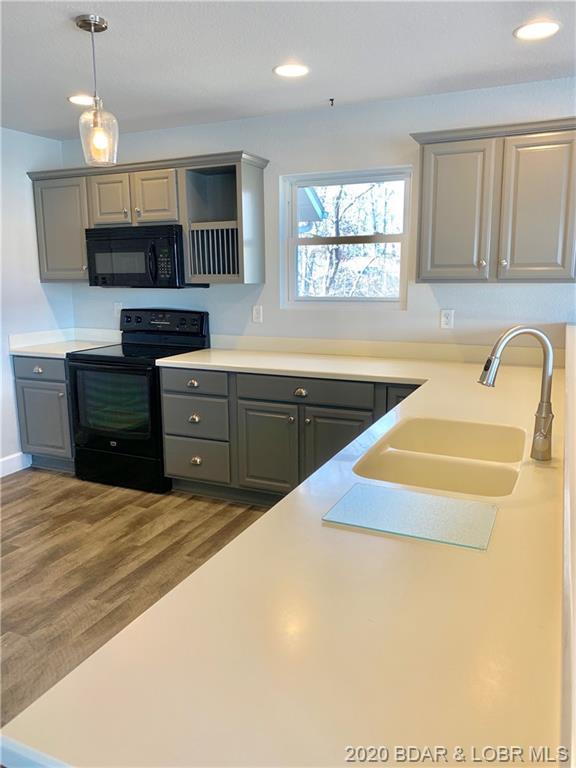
[[68, 361, 161, 458], [87, 236, 159, 287]]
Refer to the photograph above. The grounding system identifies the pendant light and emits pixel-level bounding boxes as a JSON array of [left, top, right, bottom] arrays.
[[75, 14, 118, 166]]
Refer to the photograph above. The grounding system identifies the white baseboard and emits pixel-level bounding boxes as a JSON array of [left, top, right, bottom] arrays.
[[0, 451, 31, 478]]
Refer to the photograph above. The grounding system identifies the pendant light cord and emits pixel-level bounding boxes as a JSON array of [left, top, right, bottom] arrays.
[[90, 24, 98, 99]]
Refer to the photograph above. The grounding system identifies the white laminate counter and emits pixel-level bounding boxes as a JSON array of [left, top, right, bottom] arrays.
[[10, 340, 116, 359], [2, 351, 570, 767]]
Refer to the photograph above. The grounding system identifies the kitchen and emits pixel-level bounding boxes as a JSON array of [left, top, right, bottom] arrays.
[[0, 1, 575, 766]]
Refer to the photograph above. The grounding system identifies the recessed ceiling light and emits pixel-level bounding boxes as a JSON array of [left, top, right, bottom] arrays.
[[68, 94, 95, 106], [273, 63, 309, 78], [513, 20, 560, 41]]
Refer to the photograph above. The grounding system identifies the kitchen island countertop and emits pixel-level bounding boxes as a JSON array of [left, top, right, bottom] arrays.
[[2, 349, 570, 767]]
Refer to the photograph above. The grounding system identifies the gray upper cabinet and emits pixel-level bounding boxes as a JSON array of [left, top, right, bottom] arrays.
[[88, 173, 131, 225], [303, 407, 372, 477], [413, 120, 576, 283], [33, 177, 89, 281], [237, 400, 299, 493], [16, 379, 72, 458], [498, 131, 576, 281], [29, 151, 268, 285], [131, 169, 178, 222], [418, 138, 500, 281]]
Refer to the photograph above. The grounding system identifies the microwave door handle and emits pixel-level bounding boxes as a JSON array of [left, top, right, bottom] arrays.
[[147, 243, 158, 284]]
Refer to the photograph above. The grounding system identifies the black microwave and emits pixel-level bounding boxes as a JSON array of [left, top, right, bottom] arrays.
[[86, 225, 186, 288]]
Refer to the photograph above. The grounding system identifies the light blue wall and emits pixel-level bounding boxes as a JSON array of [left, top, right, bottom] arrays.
[[1, 127, 69, 460], [61, 77, 576, 347]]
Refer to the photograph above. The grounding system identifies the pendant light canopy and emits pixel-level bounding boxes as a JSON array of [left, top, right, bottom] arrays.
[[75, 14, 118, 166]]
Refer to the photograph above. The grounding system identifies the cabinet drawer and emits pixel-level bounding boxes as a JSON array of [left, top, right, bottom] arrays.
[[13, 356, 66, 382], [236, 374, 374, 409], [164, 436, 230, 484], [162, 394, 229, 440], [161, 368, 228, 396]]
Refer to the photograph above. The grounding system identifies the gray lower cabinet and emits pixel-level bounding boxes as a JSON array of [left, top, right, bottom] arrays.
[[33, 177, 89, 281], [237, 400, 299, 493], [164, 436, 230, 484], [303, 407, 372, 477], [387, 385, 419, 411], [15, 379, 72, 458]]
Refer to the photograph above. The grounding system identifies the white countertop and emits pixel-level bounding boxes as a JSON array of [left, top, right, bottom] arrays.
[[2, 352, 568, 767], [10, 340, 116, 358]]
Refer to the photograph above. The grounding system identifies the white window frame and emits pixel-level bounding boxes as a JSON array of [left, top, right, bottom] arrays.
[[282, 166, 411, 308]]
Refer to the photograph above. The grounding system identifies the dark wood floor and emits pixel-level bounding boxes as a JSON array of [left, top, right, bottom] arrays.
[[0, 468, 267, 725]]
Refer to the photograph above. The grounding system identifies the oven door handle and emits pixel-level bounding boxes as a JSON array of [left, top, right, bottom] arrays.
[[67, 361, 155, 376], [147, 242, 158, 284]]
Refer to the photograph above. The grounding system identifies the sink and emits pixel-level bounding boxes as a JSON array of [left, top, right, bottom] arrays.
[[353, 418, 525, 498], [386, 418, 525, 463]]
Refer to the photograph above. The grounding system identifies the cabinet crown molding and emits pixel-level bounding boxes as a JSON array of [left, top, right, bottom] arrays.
[[27, 150, 269, 181], [410, 117, 576, 145]]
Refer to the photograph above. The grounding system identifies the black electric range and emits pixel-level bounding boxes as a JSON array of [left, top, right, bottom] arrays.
[[67, 309, 209, 493]]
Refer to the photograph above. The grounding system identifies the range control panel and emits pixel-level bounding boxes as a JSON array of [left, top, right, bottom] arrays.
[[120, 308, 208, 336]]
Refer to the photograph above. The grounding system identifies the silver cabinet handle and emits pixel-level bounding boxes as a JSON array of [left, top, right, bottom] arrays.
[[58, 392, 65, 398], [293, 387, 308, 398], [477, 259, 487, 268], [33, 366, 43, 374], [287, 416, 295, 423], [187, 378, 199, 388], [305, 417, 312, 425], [188, 413, 201, 423], [123, 208, 128, 217], [190, 456, 203, 466], [499, 259, 509, 267], [82, 265, 88, 271], [135, 207, 142, 217]]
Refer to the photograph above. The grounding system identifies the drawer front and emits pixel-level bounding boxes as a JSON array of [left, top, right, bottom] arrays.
[[13, 356, 66, 382], [162, 394, 229, 440], [164, 436, 230, 484], [236, 374, 374, 409], [161, 368, 228, 396]]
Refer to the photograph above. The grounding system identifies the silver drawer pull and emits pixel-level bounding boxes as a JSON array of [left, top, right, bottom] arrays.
[[58, 392, 65, 398], [293, 387, 308, 398], [190, 456, 203, 466], [305, 417, 311, 425], [287, 415, 295, 423], [33, 366, 44, 374], [188, 413, 201, 423], [187, 378, 200, 388]]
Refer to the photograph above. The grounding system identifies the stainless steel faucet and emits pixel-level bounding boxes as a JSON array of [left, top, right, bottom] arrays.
[[478, 326, 554, 461]]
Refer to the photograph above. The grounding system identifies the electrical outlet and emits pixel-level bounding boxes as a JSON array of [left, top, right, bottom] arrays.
[[252, 305, 263, 324], [440, 309, 455, 329], [113, 302, 123, 319]]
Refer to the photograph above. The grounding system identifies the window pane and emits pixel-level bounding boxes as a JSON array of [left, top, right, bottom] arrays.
[[296, 242, 401, 299], [297, 180, 405, 237]]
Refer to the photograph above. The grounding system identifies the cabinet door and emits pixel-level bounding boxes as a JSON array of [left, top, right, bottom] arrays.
[[16, 380, 72, 458], [131, 169, 178, 223], [88, 173, 132, 225], [498, 131, 576, 280], [33, 177, 89, 281], [303, 407, 372, 477], [237, 400, 299, 493], [419, 139, 501, 280], [386, 385, 419, 411]]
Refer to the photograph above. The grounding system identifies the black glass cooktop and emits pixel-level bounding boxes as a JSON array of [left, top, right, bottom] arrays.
[[67, 343, 201, 366]]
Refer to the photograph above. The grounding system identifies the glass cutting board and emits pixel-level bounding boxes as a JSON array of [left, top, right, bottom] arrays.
[[322, 483, 497, 550]]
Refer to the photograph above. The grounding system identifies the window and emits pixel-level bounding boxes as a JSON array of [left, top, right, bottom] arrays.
[[285, 168, 410, 302]]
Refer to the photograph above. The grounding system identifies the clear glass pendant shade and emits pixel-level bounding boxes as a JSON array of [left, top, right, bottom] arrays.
[[79, 98, 118, 166]]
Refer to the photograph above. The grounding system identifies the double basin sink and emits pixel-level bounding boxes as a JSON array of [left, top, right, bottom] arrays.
[[354, 418, 526, 497]]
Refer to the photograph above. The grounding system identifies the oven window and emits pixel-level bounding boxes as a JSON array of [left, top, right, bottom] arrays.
[[94, 250, 147, 274], [76, 370, 150, 434]]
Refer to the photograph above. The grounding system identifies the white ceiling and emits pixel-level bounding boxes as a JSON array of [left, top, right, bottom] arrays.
[[1, 1, 575, 140]]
